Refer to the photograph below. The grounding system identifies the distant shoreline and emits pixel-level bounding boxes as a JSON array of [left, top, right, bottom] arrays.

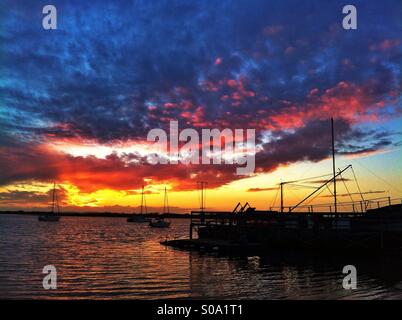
[[0, 211, 191, 219]]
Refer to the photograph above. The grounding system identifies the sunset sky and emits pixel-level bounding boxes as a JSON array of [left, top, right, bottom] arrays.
[[0, 0, 401, 213]]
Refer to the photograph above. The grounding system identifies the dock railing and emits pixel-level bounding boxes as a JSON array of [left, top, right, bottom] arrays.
[[188, 198, 402, 239], [269, 197, 402, 214], [189, 197, 402, 226]]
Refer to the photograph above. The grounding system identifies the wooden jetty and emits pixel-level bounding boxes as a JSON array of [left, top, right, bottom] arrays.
[[162, 202, 402, 255], [162, 119, 402, 255]]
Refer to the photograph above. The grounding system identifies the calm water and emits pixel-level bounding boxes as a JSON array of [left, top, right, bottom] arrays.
[[1, 214, 402, 299]]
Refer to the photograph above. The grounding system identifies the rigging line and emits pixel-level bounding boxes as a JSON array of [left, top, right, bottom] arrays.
[[304, 182, 333, 207], [323, 183, 350, 211], [339, 171, 355, 209], [51, 182, 56, 214], [286, 183, 320, 189], [286, 187, 306, 210], [286, 184, 318, 190], [288, 173, 334, 183], [294, 164, 314, 183], [354, 159, 402, 194], [270, 186, 280, 209], [322, 182, 349, 211], [337, 165, 351, 171], [55, 185, 60, 214], [279, 173, 333, 186], [144, 191, 148, 214], [166, 188, 169, 214], [325, 183, 334, 196], [326, 185, 347, 209], [351, 165, 365, 204]]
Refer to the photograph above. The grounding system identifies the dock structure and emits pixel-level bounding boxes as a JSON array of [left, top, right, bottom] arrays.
[[162, 200, 402, 254], [162, 119, 402, 255]]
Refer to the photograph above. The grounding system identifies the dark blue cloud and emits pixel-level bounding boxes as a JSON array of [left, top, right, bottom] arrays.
[[1, 0, 401, 147]]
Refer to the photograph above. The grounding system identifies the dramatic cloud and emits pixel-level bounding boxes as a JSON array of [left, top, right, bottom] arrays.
[[0, 186, 67, 206], [0, 0, 401, 208]]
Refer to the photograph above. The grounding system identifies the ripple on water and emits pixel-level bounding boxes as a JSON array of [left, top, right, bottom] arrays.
[[1, 214, 402, 299]]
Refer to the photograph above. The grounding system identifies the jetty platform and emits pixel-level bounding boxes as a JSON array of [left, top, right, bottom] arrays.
[[161, 238, 264, 254]]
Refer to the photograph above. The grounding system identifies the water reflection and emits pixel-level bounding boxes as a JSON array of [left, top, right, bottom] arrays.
[[1, 214, 402, 299], [188, 251, 402, 299]]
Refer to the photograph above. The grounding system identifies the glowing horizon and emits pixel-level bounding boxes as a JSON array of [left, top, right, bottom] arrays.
[[1, 1, 401, 213]]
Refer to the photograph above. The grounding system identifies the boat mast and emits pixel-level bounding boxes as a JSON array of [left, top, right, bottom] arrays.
[[55, 185, 60, 215], [280, 182, 284, 213], [163, 187, 169, 214], [140, 185, 144, 215], [198, 181, 207, 213], [331, 118, 337, 215], [201, 183, 204, 213], [51, 182, 56, 214]]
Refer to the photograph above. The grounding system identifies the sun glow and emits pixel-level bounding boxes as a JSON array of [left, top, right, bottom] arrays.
[[64, 184, 135, 207], [49, 140, 156, 160]]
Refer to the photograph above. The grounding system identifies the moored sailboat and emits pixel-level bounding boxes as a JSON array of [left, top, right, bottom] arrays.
[[150, 187, 171, 228], [38, 182, 61, 222], [127, 186, 150, 223]]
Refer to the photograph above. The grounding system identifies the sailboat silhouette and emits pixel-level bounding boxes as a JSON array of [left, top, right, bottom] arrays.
[[149, 187, 171, 228], [38, 182, 61, 222], [127, 186, 150, 223]]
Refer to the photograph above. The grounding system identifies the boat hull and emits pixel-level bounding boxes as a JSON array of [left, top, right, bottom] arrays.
[[38, 215, 60, 222], [127, 216, 150, 223], [149, 220, 171, 228]]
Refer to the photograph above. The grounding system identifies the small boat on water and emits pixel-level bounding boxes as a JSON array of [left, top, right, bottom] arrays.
[[38, 182, 60, 222], [38, 214, 60, 222], [127, 215, 149, 223], [127, 186, 150, 223], [149, 187, 171, 228], [149, 217, 171, 228]]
